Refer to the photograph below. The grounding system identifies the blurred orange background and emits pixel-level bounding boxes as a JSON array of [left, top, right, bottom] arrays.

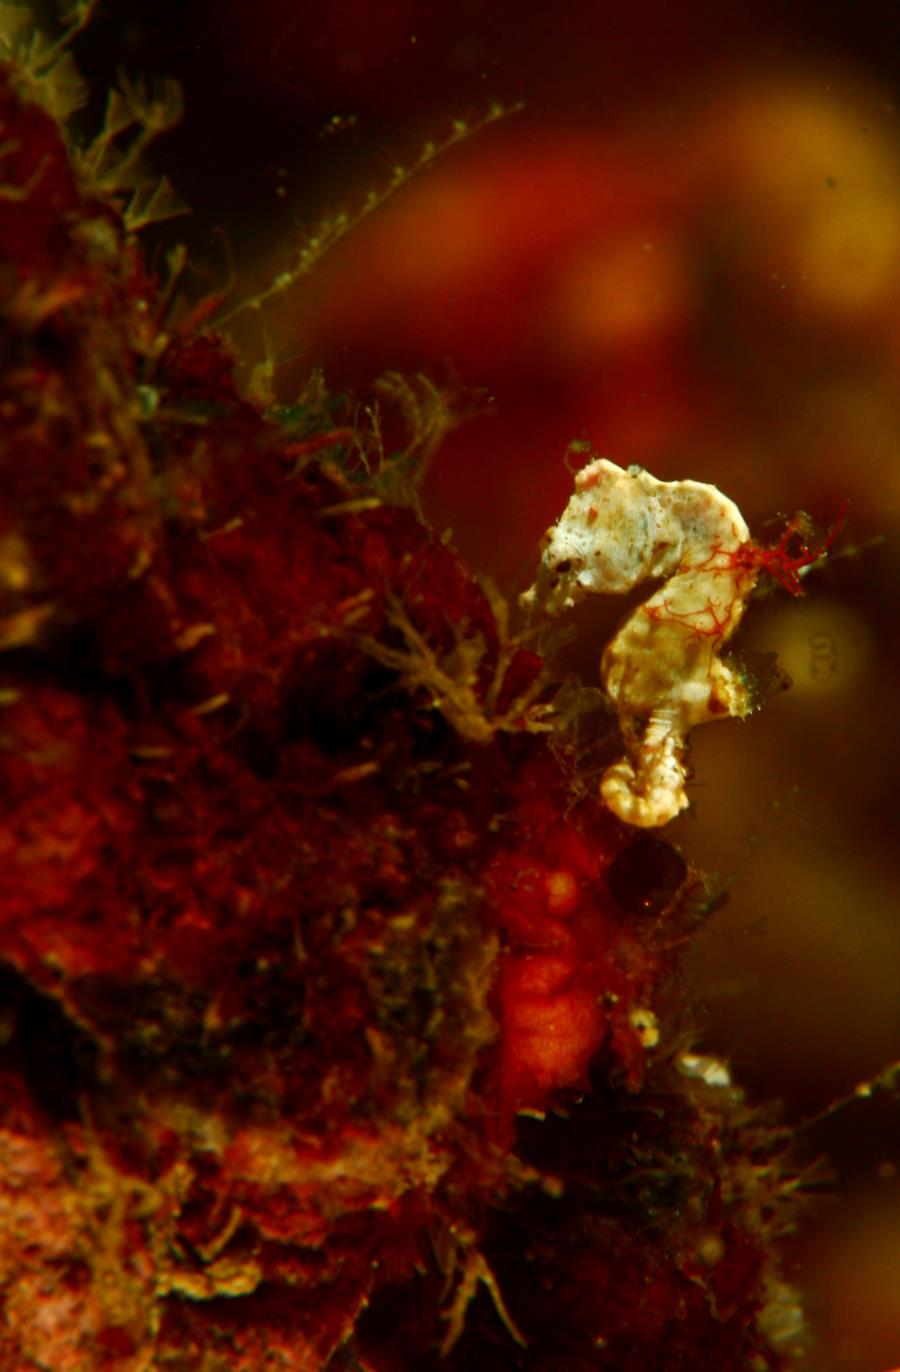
[[76, 2, 900, 1365]]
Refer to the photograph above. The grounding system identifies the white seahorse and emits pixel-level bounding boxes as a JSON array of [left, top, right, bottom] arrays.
[[521, 458, 760, 827]]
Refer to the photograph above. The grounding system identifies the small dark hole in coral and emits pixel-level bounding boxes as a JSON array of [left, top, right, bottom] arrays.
[[31, 315, 77, 371], [283, 656, 397, 757], [608, 836, 687, 917], [4, 630, 137, 715], [0, 962, 99, 1120]]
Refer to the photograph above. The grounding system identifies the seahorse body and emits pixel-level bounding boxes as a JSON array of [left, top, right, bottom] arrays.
[[522, 459, 758, 827]]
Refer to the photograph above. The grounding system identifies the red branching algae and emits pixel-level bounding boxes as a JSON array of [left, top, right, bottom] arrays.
[[745, 501, 849, 597], [0, 49, 806, 1371]]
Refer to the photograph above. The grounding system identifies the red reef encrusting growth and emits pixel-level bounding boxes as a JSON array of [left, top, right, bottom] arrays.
[[1, 47, 804, 1372]]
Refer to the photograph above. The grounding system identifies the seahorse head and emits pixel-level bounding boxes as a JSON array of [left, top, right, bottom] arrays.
[[520, 459, 658, 615]]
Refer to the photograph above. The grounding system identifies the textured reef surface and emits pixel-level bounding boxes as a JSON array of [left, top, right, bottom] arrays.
[[0, 42, 807, 1372]]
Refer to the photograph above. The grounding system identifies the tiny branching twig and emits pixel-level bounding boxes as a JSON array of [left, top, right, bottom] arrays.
[[438, 1228, 526, 1356], [214, 101, 524, 327], [75, 72, 188, 229], [79, 73, 183, 187], [342, 587, 552, 745], [0, 0, 99, 121], [1, 3, 188, 229], [348, 371, 481, 515], [792, 1057, 900, 1134]]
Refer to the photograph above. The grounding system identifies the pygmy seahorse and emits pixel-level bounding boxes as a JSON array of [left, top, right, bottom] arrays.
[[521, 458, 760, 828]]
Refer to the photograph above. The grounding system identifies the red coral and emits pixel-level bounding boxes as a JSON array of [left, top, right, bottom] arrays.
[[0, 58, 802, 1371]]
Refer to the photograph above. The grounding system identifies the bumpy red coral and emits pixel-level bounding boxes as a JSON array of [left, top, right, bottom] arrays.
[[0, 55, 802, 1371]]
